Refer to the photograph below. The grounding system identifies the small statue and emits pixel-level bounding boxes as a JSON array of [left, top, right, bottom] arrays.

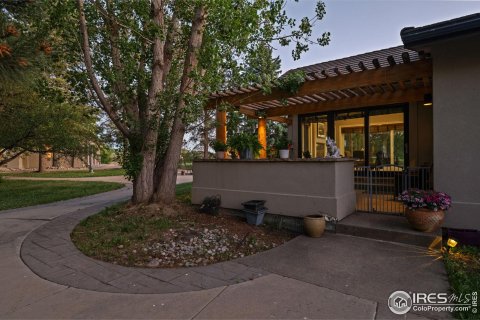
[[326, 137, 341, 158]]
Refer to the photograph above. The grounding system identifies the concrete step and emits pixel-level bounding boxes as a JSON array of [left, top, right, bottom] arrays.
[[335, 212, 441, 247]]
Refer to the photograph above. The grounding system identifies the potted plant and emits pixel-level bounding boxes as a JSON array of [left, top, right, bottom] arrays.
[[274, 135, 291, 159], [242, 200, 267, 226], [228, 133, 263, 159], [398, 189, 452, 232], [304, 214, 326, 237], [211, 140, 227, 159]]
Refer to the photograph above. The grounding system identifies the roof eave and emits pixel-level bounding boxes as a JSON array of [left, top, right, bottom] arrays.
[[401, 13, 480, 49]]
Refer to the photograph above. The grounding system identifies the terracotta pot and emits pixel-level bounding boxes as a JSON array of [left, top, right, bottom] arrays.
[[216, 151, 225, 159], [304, 214, 325, 238], [405, 208, 445, 232]]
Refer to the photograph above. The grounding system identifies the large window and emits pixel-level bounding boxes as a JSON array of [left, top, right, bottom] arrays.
[[301, 115, 328, 158], [299, 106, 407, 167], [369, 109, 405, 166], [335, 111, 365, 166]]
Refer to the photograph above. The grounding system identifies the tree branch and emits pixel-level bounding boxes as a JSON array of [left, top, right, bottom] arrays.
[[162, 12, 180, 85], [0, 149, 26, 166], [77, 0, 130, 138], [98, 0, 139, 122], [146, 0, 166, 112]]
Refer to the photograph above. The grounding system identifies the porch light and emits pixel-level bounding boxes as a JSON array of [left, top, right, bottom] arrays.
[[423, 93, 433, 106], [255, 110, 267, 119]]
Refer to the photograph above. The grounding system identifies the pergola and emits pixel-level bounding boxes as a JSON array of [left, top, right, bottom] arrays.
[[205, 46, 433, 159]]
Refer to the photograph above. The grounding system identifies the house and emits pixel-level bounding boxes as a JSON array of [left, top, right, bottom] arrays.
[[2, 152, 100, 171], [400, 13, 480, 231], [193, 13, 480, 232]]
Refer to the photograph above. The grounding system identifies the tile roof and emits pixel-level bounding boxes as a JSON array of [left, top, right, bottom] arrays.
[[282, 45, 423, 78]]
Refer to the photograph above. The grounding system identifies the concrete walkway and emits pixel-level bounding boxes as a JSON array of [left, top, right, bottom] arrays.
[[0, 180, 451, 319], [4, 173, 193, 185]]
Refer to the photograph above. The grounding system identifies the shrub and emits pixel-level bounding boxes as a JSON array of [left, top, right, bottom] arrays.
[[398, 189, 452, 211]]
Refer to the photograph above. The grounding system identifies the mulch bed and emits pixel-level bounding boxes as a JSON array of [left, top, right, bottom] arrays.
[[71, 202, 294, 268]]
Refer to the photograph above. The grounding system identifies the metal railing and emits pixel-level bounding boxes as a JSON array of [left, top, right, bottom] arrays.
[[354, 165, 433, 214]]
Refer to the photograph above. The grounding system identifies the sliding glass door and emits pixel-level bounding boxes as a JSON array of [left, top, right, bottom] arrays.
[[334, 111, 365, 166], [299, 105, 407, 167], [368, 108, 405, 167]]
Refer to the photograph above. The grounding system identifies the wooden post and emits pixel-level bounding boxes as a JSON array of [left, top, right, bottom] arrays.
[[258, 117, 267, 159], [203, 109, 209, 159], [216, 109, 227, 144]]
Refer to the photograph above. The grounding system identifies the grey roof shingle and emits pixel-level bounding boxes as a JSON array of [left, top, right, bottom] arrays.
[[282, 45, 422, 77]]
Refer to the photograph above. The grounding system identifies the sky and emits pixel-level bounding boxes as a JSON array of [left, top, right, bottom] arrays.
[[277, 0, 480, 73]]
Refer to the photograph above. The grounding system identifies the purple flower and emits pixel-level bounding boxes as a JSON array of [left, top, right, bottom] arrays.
[[398, 189, 452, 211]]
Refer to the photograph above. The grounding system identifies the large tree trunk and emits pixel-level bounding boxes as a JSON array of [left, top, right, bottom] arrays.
[[154, 5, 207, 203], [132, 130, 157, 203], [78, 0, 166, 204], [38, 153, 45, 173], [154, 117, 185, 203]]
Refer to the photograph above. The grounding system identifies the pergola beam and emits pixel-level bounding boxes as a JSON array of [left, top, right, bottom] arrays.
[[238, 106, 289, 123], [206, 60, 432, 109], [265, 86, 431, 117]]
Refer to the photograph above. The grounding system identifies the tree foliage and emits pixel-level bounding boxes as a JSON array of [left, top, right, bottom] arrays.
[[0, 1, 103, 168], [40, 0, 330, 204], [0, 76, 100, 166], [0, 1, 52, 79]]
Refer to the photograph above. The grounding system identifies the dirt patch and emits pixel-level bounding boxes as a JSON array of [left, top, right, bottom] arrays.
[[71, 202, 294, 268]]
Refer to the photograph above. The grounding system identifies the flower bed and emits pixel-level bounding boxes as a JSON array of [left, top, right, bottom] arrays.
[[71, 202, 293, 268]]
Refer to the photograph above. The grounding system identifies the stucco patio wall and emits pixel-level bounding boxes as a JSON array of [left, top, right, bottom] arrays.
[[192, 159, 356, 220], [430, 34, 480, 230]]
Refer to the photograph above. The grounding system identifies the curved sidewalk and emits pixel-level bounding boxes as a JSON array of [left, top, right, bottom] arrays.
[[20, 203, 267, 294], [0, 181, 450, 319], [4, 174, 193, 185]]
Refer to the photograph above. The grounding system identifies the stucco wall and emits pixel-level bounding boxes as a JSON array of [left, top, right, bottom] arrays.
[[409, 101, 433, 167], [431, 34, 480, 230], [192, 159, 356, 220]]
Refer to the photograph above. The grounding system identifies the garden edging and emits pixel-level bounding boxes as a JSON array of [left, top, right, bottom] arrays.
[[20, 201, 270, 294]]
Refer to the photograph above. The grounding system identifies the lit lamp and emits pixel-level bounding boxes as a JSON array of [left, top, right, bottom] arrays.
[[423, 93, 433, 107], [447, 238, 458, 252]]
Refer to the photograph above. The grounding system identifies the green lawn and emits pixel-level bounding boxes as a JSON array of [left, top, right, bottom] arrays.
[[0, 179, 124, 210], [175, 182, 192, 203], [1, 168, 125, 178], [444, 245, 480, 319]]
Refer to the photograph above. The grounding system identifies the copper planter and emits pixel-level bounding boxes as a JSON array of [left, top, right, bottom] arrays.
[[405, 208, 445, 232]]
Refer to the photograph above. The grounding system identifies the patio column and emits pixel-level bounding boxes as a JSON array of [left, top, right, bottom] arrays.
[[216, 109, 227, 144], [258, 117, 267, 159]]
